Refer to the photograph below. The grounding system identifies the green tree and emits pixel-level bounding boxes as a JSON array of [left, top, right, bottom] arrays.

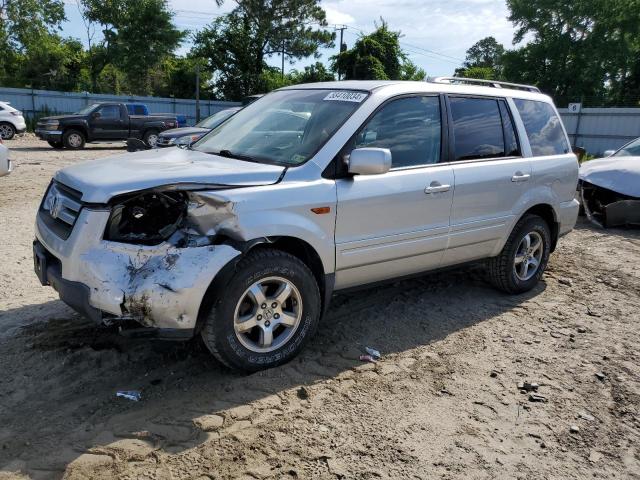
[[289, 61, 334, 83], [331, 20, 426, 81], [79, 0, 185, 94], [0, 0, 66, 83], [454, 36, 505, 78], [193, 0, 334, 100]]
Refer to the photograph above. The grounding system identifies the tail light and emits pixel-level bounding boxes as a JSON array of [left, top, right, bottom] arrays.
[[10, 111, 22, 116]]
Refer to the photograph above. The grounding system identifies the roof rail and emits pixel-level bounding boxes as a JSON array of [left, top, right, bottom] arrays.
[[430, 76, 541, 93]]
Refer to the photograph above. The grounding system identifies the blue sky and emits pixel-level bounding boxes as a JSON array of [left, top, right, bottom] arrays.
[[60, 0, 517, 77]]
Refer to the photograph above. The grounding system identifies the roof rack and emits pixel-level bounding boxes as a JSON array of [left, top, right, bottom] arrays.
[[429, 76, 541, 93]]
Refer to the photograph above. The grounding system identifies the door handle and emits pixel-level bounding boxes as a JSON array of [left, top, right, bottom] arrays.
[[424, 181, 451, 194], [511, 172, 531, 182]]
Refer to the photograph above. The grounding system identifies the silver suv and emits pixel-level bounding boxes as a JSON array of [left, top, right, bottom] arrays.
[[33, 79, 579, 371]]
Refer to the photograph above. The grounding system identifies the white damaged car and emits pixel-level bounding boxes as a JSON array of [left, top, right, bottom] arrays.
[[579, 137, 640, 227], [34, 80, 579, 371]]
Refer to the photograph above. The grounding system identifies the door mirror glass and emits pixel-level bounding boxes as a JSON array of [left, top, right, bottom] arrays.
[[348, 148, 392, 175]]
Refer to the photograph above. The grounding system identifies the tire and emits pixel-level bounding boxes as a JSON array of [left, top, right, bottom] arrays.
[[0, 123, 16, 140], [47, 140, 64, 149], [201, 249, 321, 372], [488, 214, 551, 294], [143, 129, 159, 148], [63, 129, 85, 149]]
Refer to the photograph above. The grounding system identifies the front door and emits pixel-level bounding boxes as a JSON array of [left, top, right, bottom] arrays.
[[441, 95, 533, 266], [334, 95, 454, 289], [90, 104, 127, 140]]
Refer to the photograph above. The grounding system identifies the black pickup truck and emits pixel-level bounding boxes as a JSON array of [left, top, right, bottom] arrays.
[[35, 103, 178, 149]]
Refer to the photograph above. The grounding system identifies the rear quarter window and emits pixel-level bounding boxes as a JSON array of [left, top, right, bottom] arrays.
[[514, 99, 570, 156]]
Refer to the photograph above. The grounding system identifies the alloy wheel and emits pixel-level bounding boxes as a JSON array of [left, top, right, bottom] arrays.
[[513, 231, 544, 281]]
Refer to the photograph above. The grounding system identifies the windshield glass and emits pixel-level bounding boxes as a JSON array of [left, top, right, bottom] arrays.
[[614, 137, 640, 157], [196, 108, 238, 129], [192, 89, 368, 165], [74, 104, 99, 115]]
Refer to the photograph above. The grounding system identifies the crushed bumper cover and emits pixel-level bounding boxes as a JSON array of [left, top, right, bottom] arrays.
[[34, 208, 242, 333]]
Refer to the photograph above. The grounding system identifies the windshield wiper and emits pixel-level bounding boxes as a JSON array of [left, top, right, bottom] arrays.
[[212, 149, 256, 162]]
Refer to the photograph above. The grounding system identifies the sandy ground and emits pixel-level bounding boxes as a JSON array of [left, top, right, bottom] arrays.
[[0, 134, 639, 480]]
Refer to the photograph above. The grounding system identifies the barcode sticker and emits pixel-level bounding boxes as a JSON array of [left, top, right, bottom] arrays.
[[323, 91, 368, 103]]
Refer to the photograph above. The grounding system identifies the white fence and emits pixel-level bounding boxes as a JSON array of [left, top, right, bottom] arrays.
[[0, 87, 240, 126], [558, 107, 640, 155]]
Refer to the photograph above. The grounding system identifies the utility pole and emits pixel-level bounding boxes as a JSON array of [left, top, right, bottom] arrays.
[[195, 63, 201, 123], [335, 25, 347, 80], [281, 40, 285, 80]]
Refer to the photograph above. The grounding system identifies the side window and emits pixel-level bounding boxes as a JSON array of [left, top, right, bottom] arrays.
[[514, 99, 570, 156], [449, 97, 505, 161], [96, 105, 121, 119], [499, 100, 520, 157], [353, 96, 441, 168], [133, 105, 145, 115]]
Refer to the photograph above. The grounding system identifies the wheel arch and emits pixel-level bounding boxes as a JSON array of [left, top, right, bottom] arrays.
[[195, 235, 333, 333], [521, 204, 559, 252], [63, 125, 88, 140]]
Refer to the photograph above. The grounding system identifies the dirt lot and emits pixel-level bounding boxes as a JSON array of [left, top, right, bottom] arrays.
[[1, 134, 639, 480]]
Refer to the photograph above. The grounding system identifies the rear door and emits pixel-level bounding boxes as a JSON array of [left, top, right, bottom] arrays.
[[90, 104, 128, 140], [334, 95, 454, 289], [441, 95, 532, 267]]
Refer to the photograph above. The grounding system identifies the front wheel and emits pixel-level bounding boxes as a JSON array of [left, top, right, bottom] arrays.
[[201, 249, 321, 372], [488, 214, 551, 294], [0, 123, 16, 140], [63, 129, 85, 149]]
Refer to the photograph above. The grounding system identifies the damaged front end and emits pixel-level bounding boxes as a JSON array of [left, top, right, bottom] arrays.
[[35, 184, 245, 337], [580, 182, 640, 228]]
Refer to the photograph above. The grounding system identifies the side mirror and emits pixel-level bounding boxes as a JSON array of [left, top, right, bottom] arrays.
[[91, 112, 101, 119], [603, 149, 616, 157], [348, 148, 392, 175], [572, 146, 586, 162]]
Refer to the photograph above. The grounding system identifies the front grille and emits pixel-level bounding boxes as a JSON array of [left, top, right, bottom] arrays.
[[39, 181, 84, 239], [156, 136, 173, 147]]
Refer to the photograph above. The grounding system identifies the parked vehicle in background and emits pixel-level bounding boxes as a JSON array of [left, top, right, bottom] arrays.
[[0, 101, 27, 140], [579, 136, 640, 227], [126, 103, 187, 127], [35, 103, 178, 149], [0, 139, 12, 176], [156, 107, 241, 147], [34, 78, 579, 371]]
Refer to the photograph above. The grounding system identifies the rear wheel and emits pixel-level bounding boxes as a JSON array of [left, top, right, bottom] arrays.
[[63, 129, 85, 149], [488, 214, 551, 294], [0, 123, 16, 140], [201, 249, 321, 372], [47, 140, 64, 149], [143, 129, 159, 148]]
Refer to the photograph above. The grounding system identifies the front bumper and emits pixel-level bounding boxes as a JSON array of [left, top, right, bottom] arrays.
[[35, 130, 63, 142], [34, 207, 241, 332]]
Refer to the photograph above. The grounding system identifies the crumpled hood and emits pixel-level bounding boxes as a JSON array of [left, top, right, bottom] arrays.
[[55, 147, 285, 203], [159, 127, 209, 139], [579, 156, 640, 198]]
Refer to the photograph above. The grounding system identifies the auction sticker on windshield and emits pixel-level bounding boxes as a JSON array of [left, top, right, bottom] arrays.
[[324, 91, 368, 103]]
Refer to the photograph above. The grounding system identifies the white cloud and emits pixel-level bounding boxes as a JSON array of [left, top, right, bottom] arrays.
[[324, 6, 355, 25]]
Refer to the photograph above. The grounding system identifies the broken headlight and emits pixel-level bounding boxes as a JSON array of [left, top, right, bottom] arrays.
[[105, 191, 188, 245]]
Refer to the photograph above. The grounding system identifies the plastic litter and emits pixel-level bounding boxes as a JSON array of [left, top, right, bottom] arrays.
[[359, 354, 377, 363], [116, 390, 142, 401], [364, 347, 381, 359]]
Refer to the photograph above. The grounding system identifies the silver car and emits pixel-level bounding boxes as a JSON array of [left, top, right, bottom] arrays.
[[33, 79, 579, 371], [0, 141, 12, 176]]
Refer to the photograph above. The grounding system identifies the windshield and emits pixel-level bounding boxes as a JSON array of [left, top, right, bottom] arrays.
[[614, 137, 640, 157], [196, 108, 239, 129], [74, 104, 99, 115], [192, 89, 368, 165]]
